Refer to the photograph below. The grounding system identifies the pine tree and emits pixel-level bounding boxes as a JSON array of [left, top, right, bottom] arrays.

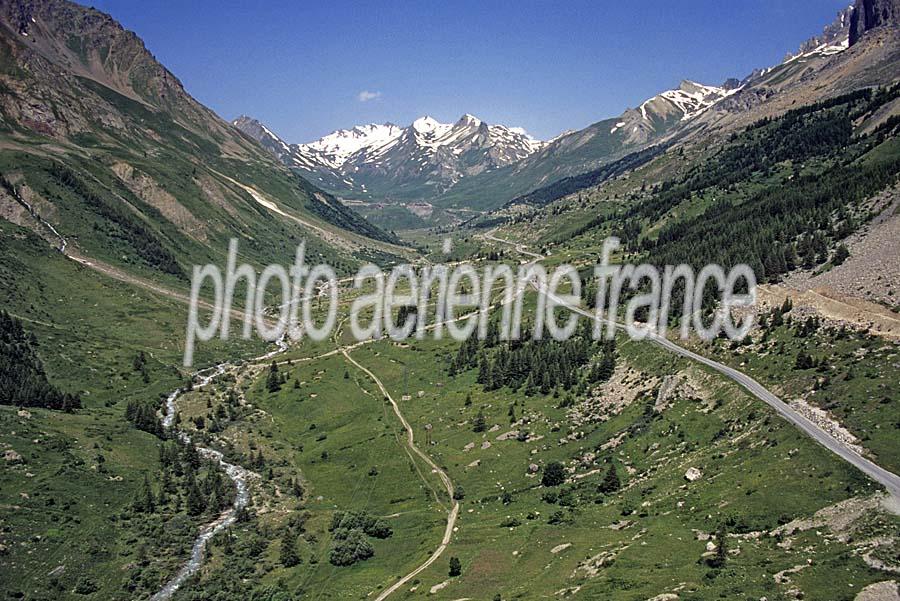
[[524, 373, 537, 397], [472, 410, 486, 433], [186, 475, 206, 516], [708, 523, 728, 568], [133, 473, 155, 513], [794, 352, 814, 370], [280, 531, 301, 567], [772, 309, 784, 327], [832, 244, 850, 266], [266, 361, 282, 393], [540, 370, 551, 395], [477, 352, 489, 385], [598, 464, 620, 494], [780, 297, 793, 314], [449, 556, 462, 577], [222, 529, 234, 555], [541, 462, 566, 487]]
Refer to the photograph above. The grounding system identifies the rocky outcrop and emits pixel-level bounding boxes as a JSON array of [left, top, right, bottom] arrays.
[[854, 580, 899, 601], [790, 6, 854, 58], [3, 449, 23, 464], [850, 0, 900, 46]]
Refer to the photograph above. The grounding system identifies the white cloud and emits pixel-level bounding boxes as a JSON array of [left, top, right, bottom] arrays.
[[357, 90, 382, 102]]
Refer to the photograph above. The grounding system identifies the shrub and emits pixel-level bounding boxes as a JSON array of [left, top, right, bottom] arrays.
[[541, 461, 566, 487], [329, 529, 374, 566]]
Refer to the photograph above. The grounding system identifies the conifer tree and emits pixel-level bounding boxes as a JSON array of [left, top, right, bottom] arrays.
[[598, 464, 621, 494], [280, 530, 301, 567], [186, 475, 206, 516], [133, 473, 155, 513], [266, 361, 282, 393], [449, 556, 462, 577], [472, 410, 486, 433]]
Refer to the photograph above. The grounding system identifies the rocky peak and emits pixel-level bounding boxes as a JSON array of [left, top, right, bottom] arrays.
[[0, 0, 187, 107], [232, 116, 289, 152], [849, 0, 900, 45], [795, 5, 854, 55], [456, 113, 483, 127], [233, 115, 265, 133], [678, 80, 710, 95]]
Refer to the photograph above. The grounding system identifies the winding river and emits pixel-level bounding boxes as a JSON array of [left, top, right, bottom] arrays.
[[150, 338, 287, 601]]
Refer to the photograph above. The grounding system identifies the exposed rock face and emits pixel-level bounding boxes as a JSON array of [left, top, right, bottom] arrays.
[[850, 0, 900, 46], [0, 0, 257, 144], [234, 113, 544, 202], [853, 580, 899, 601], [790, 6, 854, 58]]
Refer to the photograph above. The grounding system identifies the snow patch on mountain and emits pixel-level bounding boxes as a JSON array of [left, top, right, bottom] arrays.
[[299, 123, 404, 168], [784, 37, 849, 64], [630, 80, 735, 129], [783, 5, 853, 64], [234, 113, 545, 198]]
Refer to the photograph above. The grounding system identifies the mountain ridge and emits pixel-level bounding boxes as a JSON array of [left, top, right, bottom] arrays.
[[233, 0, 900, 224], [0, 0, 405, 286], [233, 113, 545, 201], [235, 79, 733, 210], [438, 2, 900, 215]]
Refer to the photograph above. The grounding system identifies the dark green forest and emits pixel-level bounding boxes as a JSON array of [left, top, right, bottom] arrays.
[[0, 310, 81, 410], [450, 319, 617, 397], [632, 85, 900, 283]]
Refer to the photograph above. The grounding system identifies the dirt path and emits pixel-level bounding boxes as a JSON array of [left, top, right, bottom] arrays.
[[7, 183, 251, 323], [340, 347, 460, 601], [757, 284, 900, 339], [209, 169, 414, 256]]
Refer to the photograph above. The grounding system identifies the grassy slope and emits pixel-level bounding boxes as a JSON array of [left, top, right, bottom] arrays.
[[483, 95, 900, 479], [326, 334, 894, 601], [686, 314, 900, 475], [1, 31, 897, 599], [1, 19, 407, 288], [0, 221, 267, 600], [172, 284, 898, 600]]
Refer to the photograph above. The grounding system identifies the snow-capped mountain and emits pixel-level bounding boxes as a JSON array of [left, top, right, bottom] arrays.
[[652, 81, 736, 120], [232, 5, 869, 215], [606, 80, 737, 146], [429, 79, 740, 210], [298, 122, 404, 169], [233, 114, 544, 200]]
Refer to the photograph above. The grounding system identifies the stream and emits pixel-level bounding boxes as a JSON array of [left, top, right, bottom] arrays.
[[7, 178, 300, 598], [149, 337, 288, 601]]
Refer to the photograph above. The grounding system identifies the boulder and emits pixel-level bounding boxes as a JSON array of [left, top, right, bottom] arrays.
[[3, 449, 23, 464]]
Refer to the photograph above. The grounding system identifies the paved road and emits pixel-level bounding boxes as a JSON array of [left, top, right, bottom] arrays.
[[483, 231, 900, 501], [545, 286, 900, 500]]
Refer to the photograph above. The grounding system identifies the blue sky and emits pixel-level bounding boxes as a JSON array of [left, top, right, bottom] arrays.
[[90, 0, 851, 142]]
